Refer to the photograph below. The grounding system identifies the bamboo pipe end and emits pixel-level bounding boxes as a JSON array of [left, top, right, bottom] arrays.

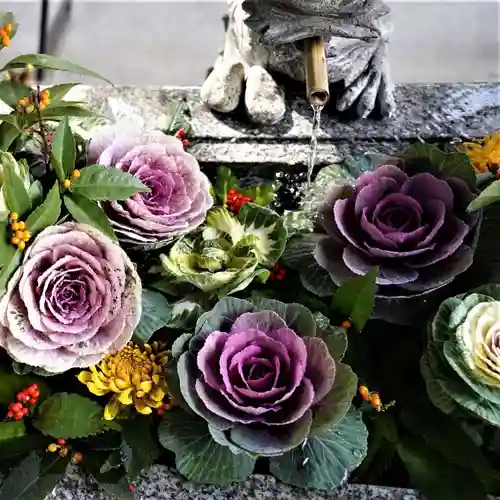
[[304, 37, 330, 107]]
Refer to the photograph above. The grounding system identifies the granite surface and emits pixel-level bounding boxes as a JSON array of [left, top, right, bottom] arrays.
[[67, 83, 500, 166], [36, 83, 499, 499]]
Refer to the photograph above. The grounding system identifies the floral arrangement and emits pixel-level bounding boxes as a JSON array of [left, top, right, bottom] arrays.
[[0, 12, 500, 500]]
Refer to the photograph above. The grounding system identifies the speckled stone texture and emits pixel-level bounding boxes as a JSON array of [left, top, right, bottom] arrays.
[[47, 465, 422, 500], [45, 83, 499, 499]]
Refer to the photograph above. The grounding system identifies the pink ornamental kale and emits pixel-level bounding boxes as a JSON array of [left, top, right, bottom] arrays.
[[316, 164, 480, 292], [176, 298, 338, 456], [88, 124, 213, 246], [0, 223, 142, 373]]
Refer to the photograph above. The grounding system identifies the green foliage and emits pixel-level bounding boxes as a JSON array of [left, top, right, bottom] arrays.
[[0, 151, 31, 215], [332, 267, 378, 331], [70, 164, 150, 200], [44, 83, 80, 103], [0, 421, 25, 441], [121, 419, 160, 479], [0, 452, 69, 500], [133, 289, 172, 344], [34, 393, 109, 439], [0, 81, 30, 108], [51, 118, 76, 180], [25, 182, 61, 237], [0, 121, 20, 150], [468, 179, 500, 212], [0, 221, 12, 267], [0, 248, 22, 295], [1, 54, 112, 83], [403, 142, 476, 190], [397, 436, 488, 500], [63, 193, 116, 240], [158, 409, 256, 484], [269, 411, 368, 489], [165, 300, 204, 330]]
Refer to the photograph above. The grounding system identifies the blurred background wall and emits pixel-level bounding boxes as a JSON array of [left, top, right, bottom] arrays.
[[0, 0, 499, 85]]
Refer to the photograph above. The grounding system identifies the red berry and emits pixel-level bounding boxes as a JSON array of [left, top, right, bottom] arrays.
[[58, 439, 66, 445], [14, 412, 23, 420], [275, 274, 284, 281], [11, 402, 22, 412], [31, 384, 39, 390], [157, 408, 165, 417], [228, 189, 236, 196], [182, 139, 189, 148], [7, 411, 13, 418], [16, 392, 28, 402], [21, 407, 29, 415], [176, 128, 185, 137], [129, 484, 135, 493], [496, 171, 500, 179], [269, 274, 275, 281], [27, 387, 36, 396], [32, 390, 40, 398]]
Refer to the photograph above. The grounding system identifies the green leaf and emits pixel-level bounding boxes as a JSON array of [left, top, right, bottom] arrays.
[[0, 371, 50, 405], [332, 267, 377, 331], [468, 179, 500, 212], [240, 181, 279, 206], [99, 450, 122, 474], [28, 180, 44, 208], [0, 452, 69, 500], [1, 54, 111, 83], [397, 436, 487, 500], [0, 82, 30, 108], [269, 411, 368, 489], [0, 121, 20, 150], [0, 421, 25, 441], [63, 193, 116, 241], [25, 182, 61, 237], [309, 362, 357, 435], [121, 420, 160, 479], [400, 404, 498, 490], [44, 83, 80, 104], [0, 222, 12, 267], [314, 312, 347, 360], [70, 164, 149, 200], [0, 113, 21, 127], [158, 409, 256, 484], [51, 118, 76, 180], [403, 142, 476, 190], [215, 166, 238, 204], [0, 248, 21, 296], [166, 300, 204, 330], [34, 393, 108, 438], [1, 153, 31, 216], [133, 289, 172, 344], [282, 235, 336, 297], [0, 434, 48, 461], [38, 104, 96, 121]]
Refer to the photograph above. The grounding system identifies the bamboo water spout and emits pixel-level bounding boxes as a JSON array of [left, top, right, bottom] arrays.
[[303, 37, 330, 107]]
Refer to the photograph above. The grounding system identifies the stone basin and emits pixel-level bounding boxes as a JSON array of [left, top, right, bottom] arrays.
[[45, 82, 500, 499]]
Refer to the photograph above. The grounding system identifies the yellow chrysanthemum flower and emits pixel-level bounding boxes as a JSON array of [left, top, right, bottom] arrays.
[[77, 342, 170, 420], [458, 131, 500, 173]]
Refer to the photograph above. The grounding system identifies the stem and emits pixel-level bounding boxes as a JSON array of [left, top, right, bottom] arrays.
[[34, 85, 50, 168]]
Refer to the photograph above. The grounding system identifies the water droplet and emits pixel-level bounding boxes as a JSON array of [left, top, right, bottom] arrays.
[[301, 457, 310, 467], [337, 431, 344, 436], [352, 449, 362, 458]]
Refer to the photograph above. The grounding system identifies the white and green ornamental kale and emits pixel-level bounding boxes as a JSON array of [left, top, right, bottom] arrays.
[[423, 284, 500, 425], [160, 203, 287, 296]]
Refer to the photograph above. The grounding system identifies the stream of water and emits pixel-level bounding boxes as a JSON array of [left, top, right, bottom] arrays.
[[306, 103, 324, 188]]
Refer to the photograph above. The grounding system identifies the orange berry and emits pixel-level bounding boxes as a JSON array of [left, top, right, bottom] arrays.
[[15, 230, 24, 240], [359, 385, 370, 401], [32, 390, 40, 398], [72, 169, 81, 179], [370, 392, 382, 410], [40, 90, 49, 99], [9, 212, 19, 222], [17, 241, 26, 251], [22, 231, 30, 241], [39, 102, 46, 110], [47, 443, 58, 453], [72, 452, 83, 462], [11, 236, 20, 246], [59, 447, 69, 458], [63, 179, 71, 189], [11, 222, 19, 231], [342, 320, 352, 329], [17, 221, 25, 230]]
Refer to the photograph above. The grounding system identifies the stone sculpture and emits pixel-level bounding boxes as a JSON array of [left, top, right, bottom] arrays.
[[201, 0, 395, 125]]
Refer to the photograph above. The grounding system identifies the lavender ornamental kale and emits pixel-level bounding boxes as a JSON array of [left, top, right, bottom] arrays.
[[316, 164, 481, 295]]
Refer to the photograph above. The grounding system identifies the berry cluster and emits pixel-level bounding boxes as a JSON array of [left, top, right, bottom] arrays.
[[8, 212, 30, 250], [17, 89, 51, 114], [0, 23, 12, 47], [62, 169, 81, 190], [6, 383, 40, 420], [226, 189, 252, 212], [156, 401, 173, 417], [175, 128, 189, 149], [47, 439, 83, 462], [358, 385, 395, 412], [269, 263, 286, 282]]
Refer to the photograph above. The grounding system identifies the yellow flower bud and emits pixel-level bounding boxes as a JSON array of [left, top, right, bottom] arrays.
[[47, 443, 58, 453]]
